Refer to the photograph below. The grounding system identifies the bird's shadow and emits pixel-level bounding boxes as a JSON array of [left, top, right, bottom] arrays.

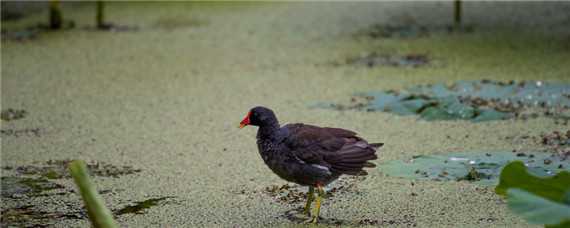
[[282, 208, 350, 226]]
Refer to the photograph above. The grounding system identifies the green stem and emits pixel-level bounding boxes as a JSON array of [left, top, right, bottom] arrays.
[[96, 1, 105, 29], [69, 160, 119, 228], [454, 0, 462, 30], [49, 0, 63, 30]]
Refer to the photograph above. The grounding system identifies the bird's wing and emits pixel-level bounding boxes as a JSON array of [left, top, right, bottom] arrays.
[[282, 123, 381, 175]]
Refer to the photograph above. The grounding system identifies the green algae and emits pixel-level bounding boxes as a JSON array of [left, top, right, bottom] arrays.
[[1, 205, 85, 227], [0, 108, 28, 121], [0, 128, 41, 137], [5, 160, 142, 179], [341, 52, 430, 68], [114, 197, 174, 216], [355, 23, 475, 39], [0, 159, 139, 198], [1, 176, 64, 198], [154, 16, 208, 30]]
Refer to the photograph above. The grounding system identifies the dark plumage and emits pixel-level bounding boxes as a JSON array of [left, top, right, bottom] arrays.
[[239, 106, 382, 223]]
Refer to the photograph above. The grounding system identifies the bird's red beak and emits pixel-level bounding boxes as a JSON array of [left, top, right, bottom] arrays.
[[239, 111, 251, 129]]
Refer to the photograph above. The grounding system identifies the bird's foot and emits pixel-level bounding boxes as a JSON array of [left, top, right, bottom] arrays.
[[303, 216, 319, 224], [302, 184, 324, 224]]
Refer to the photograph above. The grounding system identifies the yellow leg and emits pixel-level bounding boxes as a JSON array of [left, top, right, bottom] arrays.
[[309, 185, 325, 223], [303, 186, 315, 215]]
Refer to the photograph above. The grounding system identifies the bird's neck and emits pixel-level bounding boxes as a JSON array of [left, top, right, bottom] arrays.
[[257, 121, 280, 141]]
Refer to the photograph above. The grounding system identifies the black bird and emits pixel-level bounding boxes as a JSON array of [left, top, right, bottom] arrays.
[[239, 106, 382, 223]]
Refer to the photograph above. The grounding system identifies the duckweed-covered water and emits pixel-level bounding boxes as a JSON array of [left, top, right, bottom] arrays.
[[3, 2, 570, 227]]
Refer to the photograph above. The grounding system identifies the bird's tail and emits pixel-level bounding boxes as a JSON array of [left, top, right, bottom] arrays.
[[370, 143, 384, 148]]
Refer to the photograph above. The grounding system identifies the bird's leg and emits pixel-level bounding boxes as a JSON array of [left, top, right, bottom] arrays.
[[308, 184, 325, 223], [303, 186, 315, 216]]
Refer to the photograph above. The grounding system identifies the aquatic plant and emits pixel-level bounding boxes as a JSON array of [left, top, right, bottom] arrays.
[[495, 161, 570, 228], [378, 151, 569, 185], [315, 80, 570, 122]]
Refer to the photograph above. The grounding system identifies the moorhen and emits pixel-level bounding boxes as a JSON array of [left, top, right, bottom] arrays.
[[239, 106, 382, 223]]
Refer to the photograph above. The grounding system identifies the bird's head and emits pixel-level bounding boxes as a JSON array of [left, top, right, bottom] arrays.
[[239, 106, 276, 128]]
